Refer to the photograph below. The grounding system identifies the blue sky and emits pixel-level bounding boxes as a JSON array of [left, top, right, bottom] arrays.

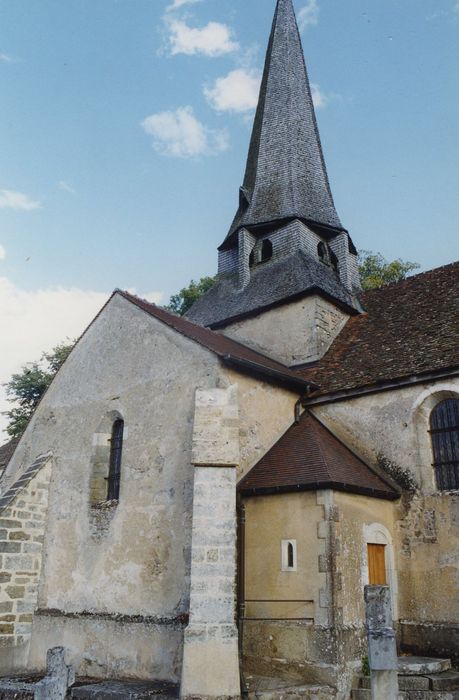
[[0, 0, 458, 435]]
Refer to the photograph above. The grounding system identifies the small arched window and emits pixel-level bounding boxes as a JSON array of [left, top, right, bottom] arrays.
[[261, 239, 273, 263], [330, 250, 339, 272], [107, 419, 124, 500], [281, 539, 297, 571], [318, 242, 327, 262], [430, 399, 459, 491], [287, 542, 294, 568]]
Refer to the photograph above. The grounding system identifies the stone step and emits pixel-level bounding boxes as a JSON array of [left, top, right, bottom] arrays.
[[244, 675, 335, 700], [247, 689, 335, 700], [353, 689, 459, 700], [352, 692, 406, 700], [398, 658, 452, 676], [70, 680, 179, 699], [0, 679, 36, 700], [359, 670, 459, 694], [428, 672, 459, 691]]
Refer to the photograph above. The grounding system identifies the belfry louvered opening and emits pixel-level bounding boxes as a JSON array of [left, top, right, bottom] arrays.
[[430, 399, 459, 491]]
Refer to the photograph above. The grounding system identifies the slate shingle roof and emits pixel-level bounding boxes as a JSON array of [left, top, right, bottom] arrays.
[[300, 262, 459, 397], [0, 452, 52, 512], [222, 0, 344, 249], [238, 412, 399, 500], [118, 291, 316, 393], [186, 251, 356, 328]]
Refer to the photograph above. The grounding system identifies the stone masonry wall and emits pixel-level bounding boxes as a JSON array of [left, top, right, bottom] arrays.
[[181, 387, 241, 698], [0, 460, 51, 651]]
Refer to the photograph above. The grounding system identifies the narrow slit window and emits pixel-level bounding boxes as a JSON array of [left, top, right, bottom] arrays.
[[107, 419, 124, 501], [281, 539, 297, 572], [430, 399, 459, 491], [288, 542, 294, 568]]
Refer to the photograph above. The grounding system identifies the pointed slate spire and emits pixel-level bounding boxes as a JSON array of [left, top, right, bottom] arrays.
[[222, 0, 343, 248]]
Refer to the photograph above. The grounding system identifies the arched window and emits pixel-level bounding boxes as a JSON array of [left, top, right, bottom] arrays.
[[281, 539, 297, 571], [430, 399, 459, 490], [261, 239, 273, 263], [107, 419, 124, 500]]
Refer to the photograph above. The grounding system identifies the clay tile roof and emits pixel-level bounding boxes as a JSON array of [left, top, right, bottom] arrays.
[[238, 412, 399, 500], [0, 437, 19, 471], [117, 291, 316, 394], [299, 262, 459, 397]]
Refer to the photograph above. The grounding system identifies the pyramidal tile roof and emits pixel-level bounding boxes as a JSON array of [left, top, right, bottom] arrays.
[[238, 412, 399, 500], [222, 0, 343, 248]]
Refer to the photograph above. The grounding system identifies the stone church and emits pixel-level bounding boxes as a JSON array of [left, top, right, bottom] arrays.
[[0, 0, 458, 698]]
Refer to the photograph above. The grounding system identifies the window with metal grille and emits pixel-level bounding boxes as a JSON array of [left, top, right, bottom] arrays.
[[107, 419, 124, 500], [430, 399, 459, 491]]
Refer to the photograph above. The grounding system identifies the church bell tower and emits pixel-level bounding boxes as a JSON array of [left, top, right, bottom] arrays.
[[187, 0, 361, 366]]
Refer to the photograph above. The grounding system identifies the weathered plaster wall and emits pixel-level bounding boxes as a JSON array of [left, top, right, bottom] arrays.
[[5, 295, 226, 679], [224, 369, 298, 480], [314, 378, 459, 661], [314, 379, 459, 494], [333, 492, 397, 626], [243, 492, 323, 624], [221, 296, 349, 366], [241, 491, 342, 688], [2, 294, 303, 681]]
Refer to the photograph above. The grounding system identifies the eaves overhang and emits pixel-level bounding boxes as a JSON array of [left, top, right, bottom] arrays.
[[303, 366, 459, 407], [219, 217, 350, 252], [222, 354, 318, 394], [238, 481, 401, 502], [208, 286, 360, 331]]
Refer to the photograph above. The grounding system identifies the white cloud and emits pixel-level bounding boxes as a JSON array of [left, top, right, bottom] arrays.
[[0, 52, 13, 63], [143, 291, 165, 304], [166, 0, 202, 11], [205, 69, 261, 113], [58, 180, 76, 195], [0, 278, 165, 437], [298, 0, 320, 31], [311, 83, 328, 109], [0, 279, 108, 437], [125, 288, 164, 305], [0, 190, 42, 211], [0, 245, 5, 261], [141, 106, 228, 158], [167, 18, 239, 56]]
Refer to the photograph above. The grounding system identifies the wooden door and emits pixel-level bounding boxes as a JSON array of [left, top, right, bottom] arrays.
[[367, 544, 387, 585]]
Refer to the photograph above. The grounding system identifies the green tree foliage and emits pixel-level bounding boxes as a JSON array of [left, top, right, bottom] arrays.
[[358, 250, 420, 291], [3, 341, 74, 438], [166, 276, 216, 316]]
